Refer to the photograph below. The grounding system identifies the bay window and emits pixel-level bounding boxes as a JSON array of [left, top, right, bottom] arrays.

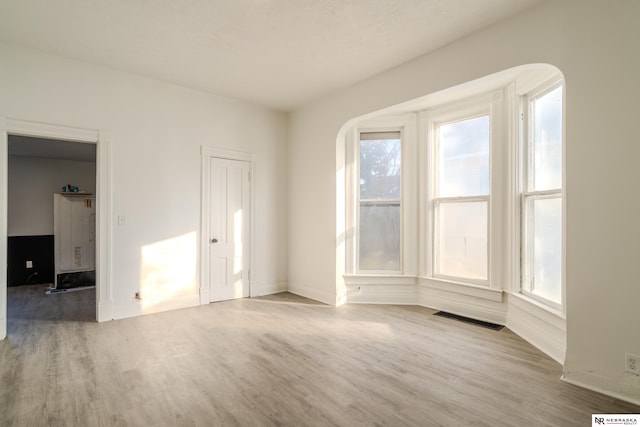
[[341, 65, 566, 362], [345, 67, 565, 316]]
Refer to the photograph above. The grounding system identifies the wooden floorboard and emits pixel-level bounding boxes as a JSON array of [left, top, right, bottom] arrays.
[[1, 285, 638, 426]]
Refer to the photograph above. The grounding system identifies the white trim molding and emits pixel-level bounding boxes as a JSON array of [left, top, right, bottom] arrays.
[[0, 118, 112, 338], [201, 146, 252, 162], [112, 292, 200, 320], [561, 372, 640, 408], [418, 279, 507, 325], [344, 275, 418, 304], [287, 283, 335, 306], [344, 114, 418, 278], [5, 118, 99, 143], [96, 130, 113, 322], [0, 118, 7, 339], [200, 146, 255, 305], [347, 284, 418, 305], [506, 292, 566, 363], [250, 281, 288, 298], [419, 277, 503, 302]]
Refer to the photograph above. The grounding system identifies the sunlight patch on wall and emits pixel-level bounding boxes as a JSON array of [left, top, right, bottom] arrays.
[[140, 231, 197, 310]]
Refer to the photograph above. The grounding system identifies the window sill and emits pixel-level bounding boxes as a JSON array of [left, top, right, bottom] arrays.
[[344, 274, 504, 302], [507, 291, 566, 321]]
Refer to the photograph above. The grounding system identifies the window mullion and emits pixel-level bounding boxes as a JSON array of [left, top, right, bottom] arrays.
[[360, 198, 401, 203], [522, 189, 561, 198], [434, 195, 489, 204]]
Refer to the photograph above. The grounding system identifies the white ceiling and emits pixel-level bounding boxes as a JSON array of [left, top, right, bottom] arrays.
[[0, 0, 542, 111]]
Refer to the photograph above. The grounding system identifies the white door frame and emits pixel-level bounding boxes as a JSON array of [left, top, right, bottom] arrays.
[[200, 146, 254, 304], [0, 118, 112, 339]]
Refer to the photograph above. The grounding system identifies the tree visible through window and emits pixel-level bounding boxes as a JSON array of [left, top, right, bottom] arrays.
[[358, 131, 401, 271]]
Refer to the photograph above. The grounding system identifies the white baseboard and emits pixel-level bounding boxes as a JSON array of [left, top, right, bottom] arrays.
[[287, 283, 335, 305], [506, 293, 565, 364], [347, 284, 418, 305], [111, 292, 200, 320], [199, 286, 210, 305], [97, 302, 112, 322], [251, 281, 287, 297], [418, 284, 507, 325], [561, 372, 640, 407]]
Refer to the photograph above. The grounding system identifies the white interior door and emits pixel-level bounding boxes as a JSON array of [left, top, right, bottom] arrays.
[[209, 157, 250, 302]]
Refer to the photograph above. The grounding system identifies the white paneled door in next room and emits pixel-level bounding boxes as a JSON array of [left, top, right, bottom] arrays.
[[208, 157, 250, 302]]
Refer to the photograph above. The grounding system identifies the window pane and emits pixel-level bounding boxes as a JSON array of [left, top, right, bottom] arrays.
[[360, 135, 401, 199], [532, 86, 563, 191], [359, 203, 400, 271], [438, 115, 489, 197], [526, 196, 562, 304], [436, 201, 487, 280]]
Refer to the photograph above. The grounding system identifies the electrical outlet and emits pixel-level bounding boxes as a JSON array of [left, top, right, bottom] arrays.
[[26, 260, 33, 269], [625, 353, 640, 375]]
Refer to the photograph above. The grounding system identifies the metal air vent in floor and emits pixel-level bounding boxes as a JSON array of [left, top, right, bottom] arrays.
[[434, 311, 504, 331]]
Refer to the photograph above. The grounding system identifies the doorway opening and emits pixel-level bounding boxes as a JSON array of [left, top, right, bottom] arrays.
[[1, 118, 112, 340], [7, 135, 97, 324]]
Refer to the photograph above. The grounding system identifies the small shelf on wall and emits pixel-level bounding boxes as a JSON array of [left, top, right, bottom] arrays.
[[59, 192, 93, 196]]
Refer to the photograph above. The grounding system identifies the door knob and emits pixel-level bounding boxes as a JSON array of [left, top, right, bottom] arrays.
[[211, 238, 218, 243]]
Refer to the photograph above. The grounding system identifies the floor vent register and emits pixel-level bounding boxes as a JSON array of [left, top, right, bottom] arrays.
[[434, 311, 504, 331]]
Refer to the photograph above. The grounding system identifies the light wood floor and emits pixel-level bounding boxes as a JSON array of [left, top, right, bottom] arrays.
[[1, 285, 638, 426]]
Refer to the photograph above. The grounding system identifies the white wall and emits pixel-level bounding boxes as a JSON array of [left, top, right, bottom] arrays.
[[0, 41, 288, 318], [288, 0, 640, 404], [8, 156, 96, 236]]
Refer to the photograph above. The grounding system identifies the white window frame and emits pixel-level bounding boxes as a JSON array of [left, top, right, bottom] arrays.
[[355, 129, 404, 274], [427, 100, 492, 287], [519, 78, 565, 311], [344, 113, 418, 280]]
